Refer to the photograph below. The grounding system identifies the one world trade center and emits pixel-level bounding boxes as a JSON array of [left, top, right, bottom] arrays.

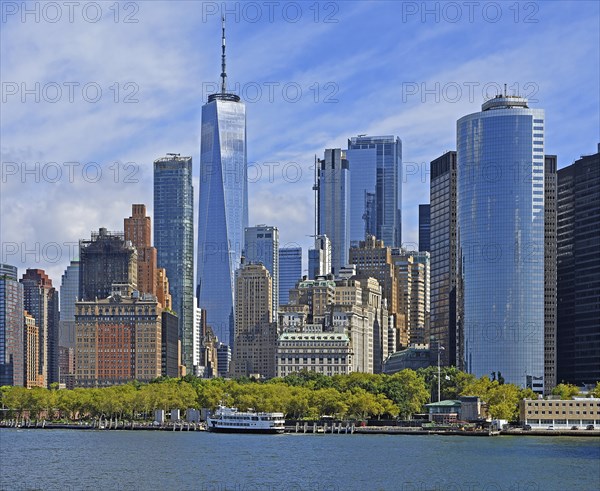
[[197, 18, 248, 346]]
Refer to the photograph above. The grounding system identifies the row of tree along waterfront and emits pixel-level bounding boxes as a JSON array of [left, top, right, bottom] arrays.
[[1, 368, 598, 424]]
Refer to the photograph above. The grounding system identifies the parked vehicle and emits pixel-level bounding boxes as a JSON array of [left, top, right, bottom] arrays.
[[586, 425, 595, 430]]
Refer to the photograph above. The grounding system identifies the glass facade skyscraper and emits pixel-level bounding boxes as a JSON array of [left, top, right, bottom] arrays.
[[59, 260, 79, 349], [418, 204, 431, 252], [346, 135, 402, 248], [457, 95, 545, 392], [429, 151, 458, 367], [279, 247, 302, 306], [317, 148, 350, 274], [557, 146, 600, 386], [0, 264, 24, 386], [196, 56, 248, 345], [154, 155, 194, 372]]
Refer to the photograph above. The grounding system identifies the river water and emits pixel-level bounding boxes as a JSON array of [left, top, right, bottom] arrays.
[[1, 429, 598, 490]]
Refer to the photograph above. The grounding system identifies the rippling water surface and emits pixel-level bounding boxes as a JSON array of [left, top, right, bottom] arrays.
[[1, 429, 599, 490]]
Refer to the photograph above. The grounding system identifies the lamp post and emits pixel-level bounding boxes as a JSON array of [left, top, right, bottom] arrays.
[[437, 346, 445, 402]]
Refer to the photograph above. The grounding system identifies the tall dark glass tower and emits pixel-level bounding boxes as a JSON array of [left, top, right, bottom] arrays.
[[418, 204, 431, 252], [197, 18, 248, 345], [557, 146, 600, 386], [154, 154, 194, 372]]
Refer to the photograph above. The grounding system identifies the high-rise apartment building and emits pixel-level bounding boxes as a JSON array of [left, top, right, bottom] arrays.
[[0, 264, 24, 386], [79, 228, 137, 301], [197, 21, 248, 346], [317, 148, 350, 274], [544, 155, 558, 393], [232, 263, 276, 378], [419, 204, 431, 252], [75, 294, 163, 387], [349, 236, 401, 347], [20, 269, 59, 387], [244, 225, 279, 319], [346, 135, 402, 248], [279, 247, 302, 306], [557, 146, 600, 386], [429, 151, 457, 366], [125, 204, 157, 297], [154, 155, 194, 372], [457, 95, 545, 392], [391, 250, 430, 348], [24, 312, 41, 388]]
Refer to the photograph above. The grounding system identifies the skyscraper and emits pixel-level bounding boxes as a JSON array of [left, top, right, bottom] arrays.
[[308, 235, 331, 280], [429, 151, 457, 366], [418, 204, 431, 252], [279, 247, 302, 305], [20, 268, 59, 387], [457, 95, 545, 392], [79, 228, 137, 301], [244, 225, 279, 319], [59, 260, 79, 349], [232, 263, 277, 378], [544, 155, 557, 393], [0, 264, 24, 386], [317, 148, 350, 274], [346, 135, 402, 248], [124, 204, 157, 297], [557, 146, 600, 386], [154, 155, 194, 372], [197, 19, 248, 346]]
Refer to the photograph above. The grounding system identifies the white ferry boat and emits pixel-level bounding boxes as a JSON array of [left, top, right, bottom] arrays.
[[207, 406, 285, 434]]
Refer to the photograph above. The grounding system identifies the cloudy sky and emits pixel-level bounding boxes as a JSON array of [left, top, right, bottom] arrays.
[[1, 0, 598, 291]]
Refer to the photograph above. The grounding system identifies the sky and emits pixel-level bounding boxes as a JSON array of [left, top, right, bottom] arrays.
[[1, 0, 599, 292]]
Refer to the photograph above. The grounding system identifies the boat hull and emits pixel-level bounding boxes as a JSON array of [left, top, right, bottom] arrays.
[[207, 424, 284, 434]]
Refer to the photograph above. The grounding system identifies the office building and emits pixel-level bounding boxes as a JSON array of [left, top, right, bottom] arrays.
[[457, 95, 545, 392], [346, 135, 402, 247], [317, 148, 350, 274], [279, 247, 302, 306], [0, 264, 24, 386], [308, 235, 331, 279], [544, 155, 558, 393], [197, 21, 248, 346], [217, 343, 232, 377], [20, 269, 59, 387], [557, 146, 600, 386], [154, 155, 194, 372], [429, 151, 458, 366], [419, 204, 431, 252], [161, 310, 180, 378], [244, 225, 279, 319], [79, 228, 137, 301]]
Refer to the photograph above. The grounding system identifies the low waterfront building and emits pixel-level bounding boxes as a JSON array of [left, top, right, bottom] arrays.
[[425, 400, 461, 423], [276, 328, 352, 377], [519, 398, 600, 428], [382, 344, 435, 374]]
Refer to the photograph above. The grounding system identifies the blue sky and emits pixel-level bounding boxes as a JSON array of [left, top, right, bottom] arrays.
[[1, 0, 599, 287]]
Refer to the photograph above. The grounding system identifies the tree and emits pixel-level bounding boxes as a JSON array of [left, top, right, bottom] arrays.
[[551, 383, 580, 400], [589, 382, 600, 398], [382, 370, 429, 418]]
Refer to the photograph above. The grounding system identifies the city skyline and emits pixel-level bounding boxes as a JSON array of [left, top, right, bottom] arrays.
[[2, 2, 598, 285]]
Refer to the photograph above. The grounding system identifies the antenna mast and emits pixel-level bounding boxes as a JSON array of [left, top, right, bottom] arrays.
[[221, 16, 227, 94]]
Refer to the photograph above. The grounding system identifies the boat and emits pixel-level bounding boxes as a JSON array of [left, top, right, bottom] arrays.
[[206, 406, 285, 434]]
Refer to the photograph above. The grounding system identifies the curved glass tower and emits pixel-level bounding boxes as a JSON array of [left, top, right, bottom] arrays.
[[457, 95, 545, 392], [197, 20, 248, 345]]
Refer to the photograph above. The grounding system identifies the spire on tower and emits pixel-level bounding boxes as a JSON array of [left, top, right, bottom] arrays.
[[221, 15, 227, 94]]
